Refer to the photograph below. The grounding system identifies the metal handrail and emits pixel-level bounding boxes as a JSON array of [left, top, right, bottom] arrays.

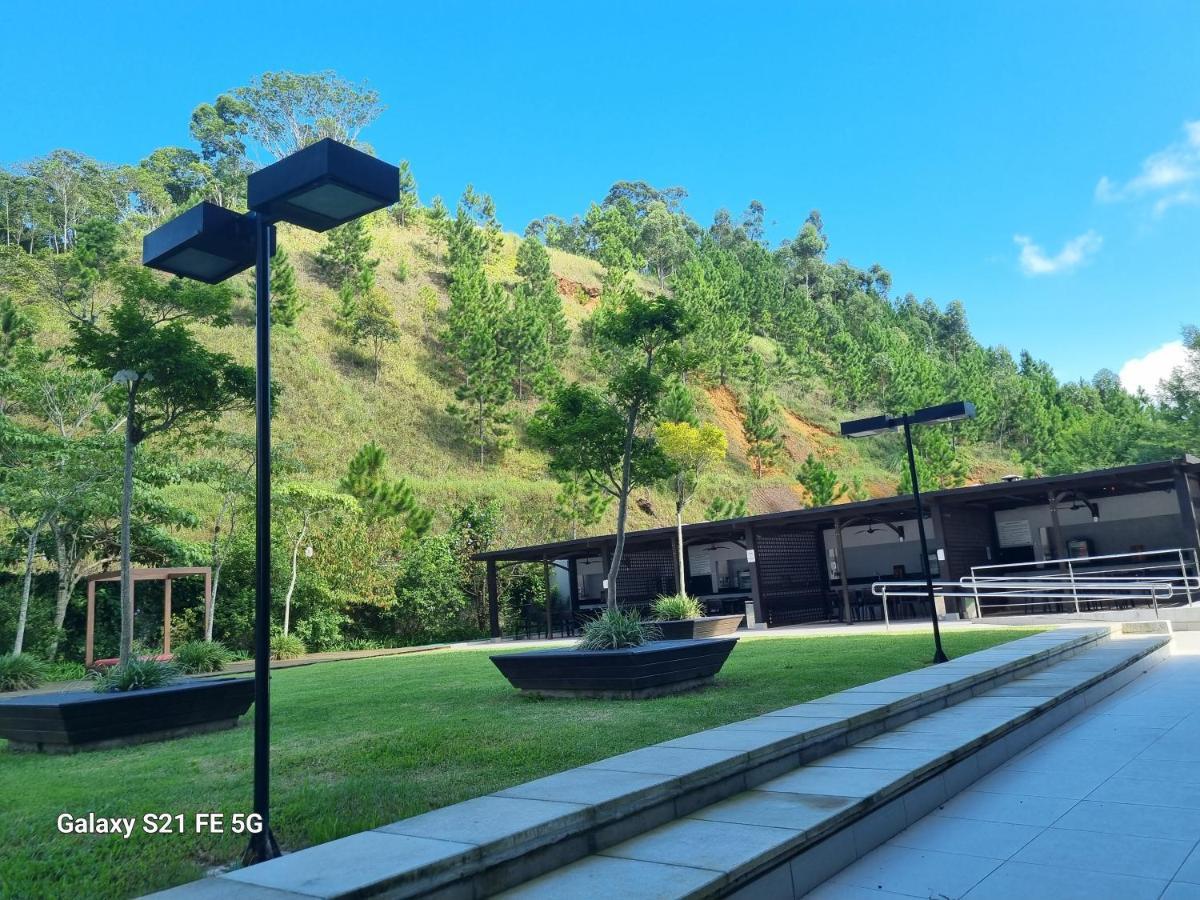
[[869, 576, 1176, 629], [969, 548, 1198, 612]]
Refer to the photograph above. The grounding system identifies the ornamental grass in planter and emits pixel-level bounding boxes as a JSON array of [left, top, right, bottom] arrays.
[[577, 608, 662, 650], [172, 641, 233, 674], [92, 657, 179, 693], [0, 653, 47, 692], [651, 593, 704, 622]]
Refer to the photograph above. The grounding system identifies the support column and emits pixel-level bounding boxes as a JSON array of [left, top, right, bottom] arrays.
[[600, 543, 611, 607], [834, 519, 851, 623], [1175, 468, 1200, 556], [745, 525, 766, 629], [85, 579, 96, 667], [568, 557, 580, 614], [487, 560, 500, 639], [543, 560, 553, 639], [1047, 491, 1067, 566], [163, 577, 172, 656]]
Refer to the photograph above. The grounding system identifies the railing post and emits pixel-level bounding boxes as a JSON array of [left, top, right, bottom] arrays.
[[882, 586, 891, 631], [970, 566, 981, 619], [1182, 549, 1194, 607], [1068, 559, 1080, 614]]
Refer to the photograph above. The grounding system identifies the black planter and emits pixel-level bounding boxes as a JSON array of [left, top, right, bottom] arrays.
[[0, 677, 255, 753], [492, 638, 738, 699], [654, 614, 745, 641]]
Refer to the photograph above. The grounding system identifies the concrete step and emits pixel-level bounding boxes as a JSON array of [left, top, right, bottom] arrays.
[[148, 628, 1145, 900], [501, 633, 1170, 899]]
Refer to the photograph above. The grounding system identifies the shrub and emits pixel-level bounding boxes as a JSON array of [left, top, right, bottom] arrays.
[[577, 608, 661, 651], [652, 593, 704, 621], [172, 641, 233, 674], [270, 634, 307, 660], [0, 653, 47, 692], [93, 657, 178, 693], [43, 661, 87, 682]]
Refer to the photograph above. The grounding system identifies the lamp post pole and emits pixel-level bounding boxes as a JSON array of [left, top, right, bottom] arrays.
[[901, 415, 949, 664], [246, 213, 281, 864]]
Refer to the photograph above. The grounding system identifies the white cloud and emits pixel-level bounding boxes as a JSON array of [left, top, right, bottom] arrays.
[[1119, 340, 1189, 396], [1095, 120, 1200, 215], [1013, 230, 1102, 276]]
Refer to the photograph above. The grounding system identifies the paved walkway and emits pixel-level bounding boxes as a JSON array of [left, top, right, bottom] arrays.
[[805, 631, 1200, 899]]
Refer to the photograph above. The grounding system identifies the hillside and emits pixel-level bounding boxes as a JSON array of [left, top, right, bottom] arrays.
[[157, 213, 1016, 550]]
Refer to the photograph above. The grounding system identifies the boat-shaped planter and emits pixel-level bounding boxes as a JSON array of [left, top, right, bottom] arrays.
[[0, 676, 254, 753], [492, 637, 738, 699], [653, 613, 744, 641]]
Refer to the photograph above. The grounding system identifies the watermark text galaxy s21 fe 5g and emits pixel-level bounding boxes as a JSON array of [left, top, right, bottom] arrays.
[[56, 812, 264, 838]]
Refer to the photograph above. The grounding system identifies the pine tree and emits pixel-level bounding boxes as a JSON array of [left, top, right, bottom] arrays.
[[315, 216, 374, 287], [659, 378, 699, 425], [443, 268, 515, 464], [504, 285, 551, 401], [704, 494, 748, 521], [796, 453, 848, 507], [554, 474, 611, 539], [425, 195, 449, 262], [269, 246, 304, 327], [339, 441, 431, 536], [392, 160, 419, 227], [742, 353, 785, 478], [516, 235, 553, 292]]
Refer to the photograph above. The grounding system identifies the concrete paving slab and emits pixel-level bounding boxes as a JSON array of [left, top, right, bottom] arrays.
[[690, 789, 858, 832], [1088, 775, 1200, 809], [761, 766, 901, 799], [1053, 799, 1200, 841], [494, 767, 675, 807], [934, 787, 1073, 827], [887, 815, 1041, 859], [807, 746, 945, 772], [829, 844, 1002, 897], [971, 764, 1113, 799], [962, 859, 1167, 900], [221, 831, 476, 897], [582, 745, 744, 778], [1012, 826, 1194, 880], [496, 854, 716, 899], [376, 795, 588, 849], [601, 817, 800, 874]]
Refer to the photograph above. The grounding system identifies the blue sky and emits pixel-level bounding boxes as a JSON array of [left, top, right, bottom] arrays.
[[3, 1, 1197, 387]]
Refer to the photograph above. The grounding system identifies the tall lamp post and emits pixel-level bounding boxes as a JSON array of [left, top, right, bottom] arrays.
[[142, 139, 399, 864], [840, 401, 976, 664]]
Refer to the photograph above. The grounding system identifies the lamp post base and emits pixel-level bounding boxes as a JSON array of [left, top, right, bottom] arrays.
[[242, 828, 281, 866]]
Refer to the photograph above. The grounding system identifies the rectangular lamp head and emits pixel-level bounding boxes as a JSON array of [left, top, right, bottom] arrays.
[[247, 138, 400, 232], [910, 400, 977, 426], [142, 202, 258, 283], [840, 414, 897, 438]]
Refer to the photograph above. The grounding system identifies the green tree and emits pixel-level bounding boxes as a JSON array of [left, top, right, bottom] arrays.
[[274, 483, 358, 636], [339, 441, 431, 536], [533, 288, 691, 606], [392, 160, 419, 226], [742, 354, 785, 478], [269, 246, 303, 327], [68, 267, 256, 664], [704, 494, 748, 521], [554, 474, 611, 540], [228, 70, 384, 159], [516, 235, 553, 291], [315, 216, 375, 288], [443, 267, 514, 463], [657, 421, 727, 587], [349, 287, 400, 383], [796, 453, 849, 507]]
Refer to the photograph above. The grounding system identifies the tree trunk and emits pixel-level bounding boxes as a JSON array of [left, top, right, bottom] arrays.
[[604, 398, 642, 610], [119, 389, 137, 665], [12, 517, 46, 655], [283, 516, 308, 636], [48, 523, 77, 660], [675, 499, 686, 596]]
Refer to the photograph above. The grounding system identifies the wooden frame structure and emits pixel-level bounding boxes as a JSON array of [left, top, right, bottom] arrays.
[[85, 566, 212, 666]]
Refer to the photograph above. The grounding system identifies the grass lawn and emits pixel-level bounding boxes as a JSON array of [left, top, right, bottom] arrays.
[[0, 629, 1038, 898]]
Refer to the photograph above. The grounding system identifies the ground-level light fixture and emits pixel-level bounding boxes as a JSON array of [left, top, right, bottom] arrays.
[[841, 401, 976, 664], [142, 139, 398, 865]]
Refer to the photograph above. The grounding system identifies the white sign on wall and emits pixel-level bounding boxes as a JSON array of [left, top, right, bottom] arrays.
[[746, 549, 756, 563], [997, 519, 1033, 548]]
